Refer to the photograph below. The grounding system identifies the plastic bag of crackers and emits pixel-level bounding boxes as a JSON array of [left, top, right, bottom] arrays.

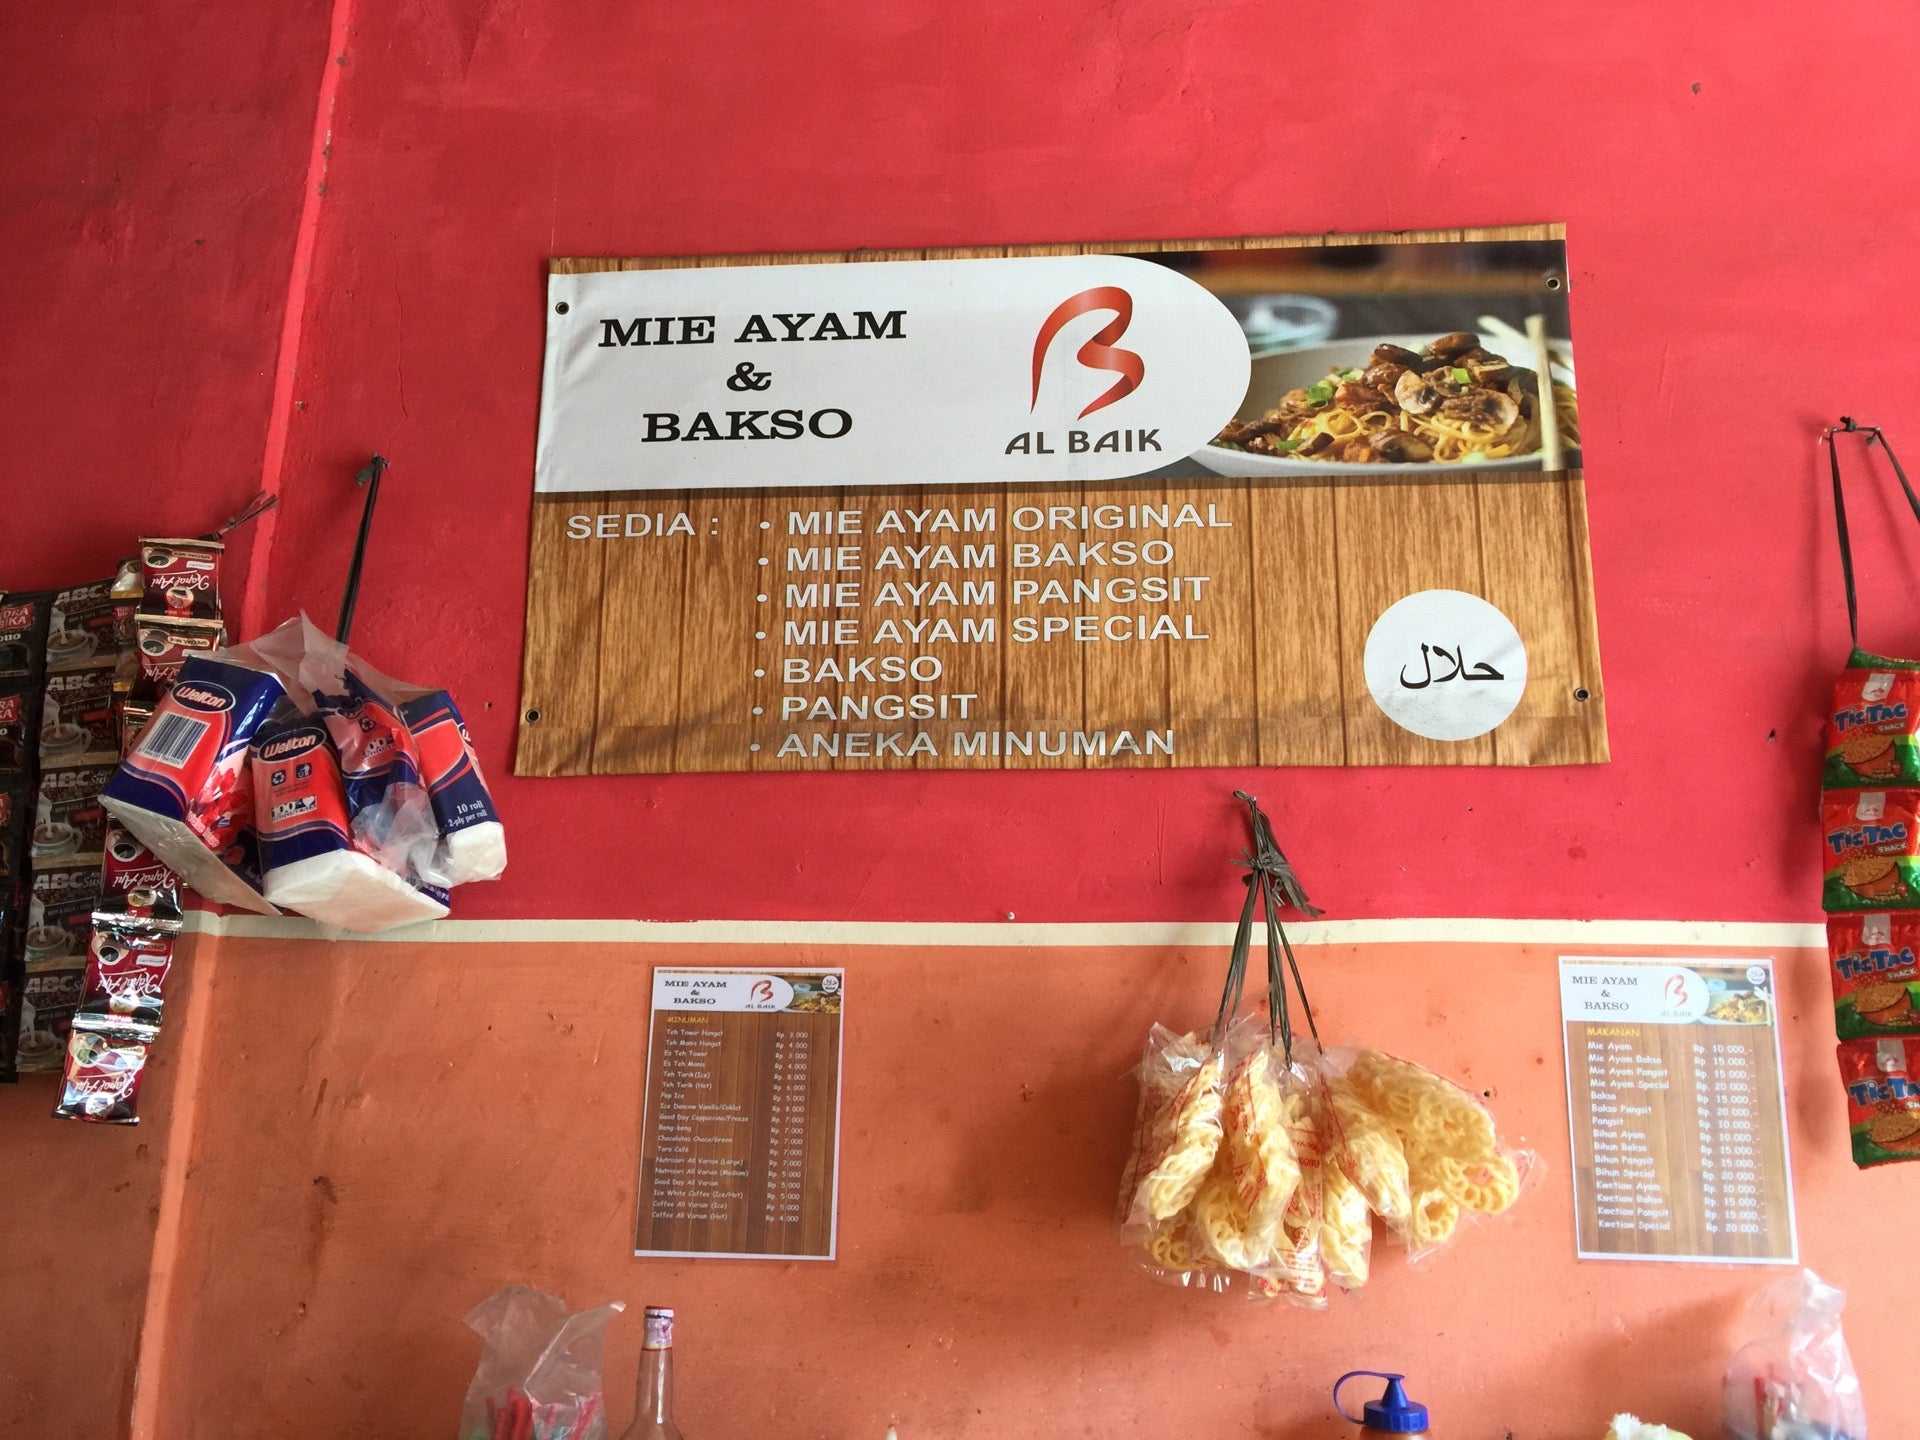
[[1116, 794, 1531, 1304]]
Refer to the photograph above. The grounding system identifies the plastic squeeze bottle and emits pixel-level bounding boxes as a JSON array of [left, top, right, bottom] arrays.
[[1333, 1370, 1431, 1438]]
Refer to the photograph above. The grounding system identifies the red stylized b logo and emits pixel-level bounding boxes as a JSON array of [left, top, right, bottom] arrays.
[[1030, 286, 1144, 419]]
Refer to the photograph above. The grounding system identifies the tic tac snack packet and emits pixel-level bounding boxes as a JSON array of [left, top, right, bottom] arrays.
[[1829, 912, 1920, 1039], [102, 652, 285, 914], [1821, 789, 1920, 911], [251, 703, 447, 932], [1826, 664, 1920, 789], [1839, 1036, 1920, 1167]]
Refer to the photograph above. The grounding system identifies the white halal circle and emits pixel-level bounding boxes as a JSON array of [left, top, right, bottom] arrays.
[[1363, 589, 1528, 741]]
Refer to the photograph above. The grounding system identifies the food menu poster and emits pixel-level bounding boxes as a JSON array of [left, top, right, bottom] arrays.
[[636, 967, 843, 1260], [1559, 957, 1797, 1265], [519, 227, 1609, 776]]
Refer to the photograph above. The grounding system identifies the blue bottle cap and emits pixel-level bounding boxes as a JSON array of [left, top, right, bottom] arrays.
[[1333, 1371, 1431, 1434]]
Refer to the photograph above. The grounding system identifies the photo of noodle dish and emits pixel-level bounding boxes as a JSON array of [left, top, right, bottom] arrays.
[[1195, 330, 1579, 477], [1704, 988, 1770, 1026]]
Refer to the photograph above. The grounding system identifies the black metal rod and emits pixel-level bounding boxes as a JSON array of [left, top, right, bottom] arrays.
[[336, 454, 387, 643]]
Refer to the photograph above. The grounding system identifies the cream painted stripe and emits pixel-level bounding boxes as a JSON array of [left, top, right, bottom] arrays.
[[182, 913, 1828, 949]]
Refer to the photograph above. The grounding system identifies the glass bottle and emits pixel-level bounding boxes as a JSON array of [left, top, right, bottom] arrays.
[[619, 1307, 684, 1440]]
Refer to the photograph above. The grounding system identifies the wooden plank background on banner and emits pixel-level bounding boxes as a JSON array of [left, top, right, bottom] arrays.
[[518, 227, 1608, 775]]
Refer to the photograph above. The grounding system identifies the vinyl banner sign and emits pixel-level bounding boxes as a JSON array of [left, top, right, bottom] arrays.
[[536, 256, 1251, 492], [519, 228, 1608, 775]]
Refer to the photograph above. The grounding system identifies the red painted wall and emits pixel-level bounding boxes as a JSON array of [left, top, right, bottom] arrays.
[[0, 2, 330, 595], [248, 0, 1920, 928], [8, 1, 1920, 1437], [0, 7, 326, 1435]]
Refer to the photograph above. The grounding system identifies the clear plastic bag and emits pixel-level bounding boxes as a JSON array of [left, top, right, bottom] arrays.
[[459, 1286, 625, 1440], [1327, 1045, 1533, 1263], [1723, 1268, 1867, 1440], [249, 616, 442, 882]]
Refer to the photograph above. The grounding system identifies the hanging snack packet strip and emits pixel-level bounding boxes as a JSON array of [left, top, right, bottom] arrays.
[[132, 617, 225, 707], [60, 880, 182, 1122], [45, 580, 118, 670], [1819, 789, 1920, 912], [1119, 794, 1338, 1306]]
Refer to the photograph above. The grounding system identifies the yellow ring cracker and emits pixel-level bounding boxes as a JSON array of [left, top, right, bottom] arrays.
[[1406, 1186, 1459, 1248], [1141, 1055, 1225, 1220], [1326, 1084, 1411, 1222], [1268, 1125, 1325, 1284], [1446, 1152, 1520, 1214], [1319, 1164, 1372, 1288], [1409, 1092, 1496, 1159], [1120, 1031, 1213, 1222], [1347, 1050, 1427, 1113], [1144, 1144, 1216, 1222], [1194, 1173, 1268, 1272], [1144, 1218, 1208, 1271], [1350, 1049, 1497, 1160], [1220, 1049, 1302, 1250]]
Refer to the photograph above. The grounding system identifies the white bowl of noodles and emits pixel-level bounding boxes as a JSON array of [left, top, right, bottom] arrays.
[[1189, 332, 1578, 477]]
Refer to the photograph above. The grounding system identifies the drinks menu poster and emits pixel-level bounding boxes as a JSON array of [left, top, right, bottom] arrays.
[[1559, 956, 1797, 1264], [636, 967, 843, 1260]]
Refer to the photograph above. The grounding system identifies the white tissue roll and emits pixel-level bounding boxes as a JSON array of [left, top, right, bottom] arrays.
[[100, 797, 278, 915], [263, 850, 450, 933], [439, 821, 507, 885]]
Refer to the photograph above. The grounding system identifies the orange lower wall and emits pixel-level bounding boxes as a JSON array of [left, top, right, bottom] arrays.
[[76, 928, 1912, 1440], [0, 1104, 159, 1437]]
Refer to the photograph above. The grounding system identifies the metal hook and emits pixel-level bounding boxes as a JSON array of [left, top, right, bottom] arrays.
[[336, 453, 387, 644]]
